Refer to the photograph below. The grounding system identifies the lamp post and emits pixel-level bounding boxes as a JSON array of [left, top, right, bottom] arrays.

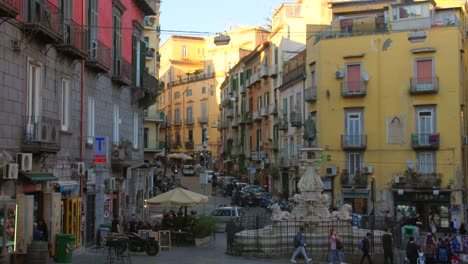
[[370, 176, 376, 250], [202, 124, 208, 214]]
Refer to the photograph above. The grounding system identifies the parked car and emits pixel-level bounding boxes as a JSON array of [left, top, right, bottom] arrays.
[[242, 185, 264, 195], [209, 206, 246, 232], [205, 170, 215, 182], [182, 165, 195, 176]]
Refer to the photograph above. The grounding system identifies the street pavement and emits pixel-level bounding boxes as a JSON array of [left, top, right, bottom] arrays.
[[50, 174, 330, 263]]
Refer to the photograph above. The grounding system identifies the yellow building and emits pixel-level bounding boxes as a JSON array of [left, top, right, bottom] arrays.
[[158, 28, 270, 168], [307, 0, 468, 229], [143, 0, 163, 163]]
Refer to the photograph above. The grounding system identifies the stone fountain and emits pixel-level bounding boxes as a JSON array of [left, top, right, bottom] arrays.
[[231, 148, 384, 259]]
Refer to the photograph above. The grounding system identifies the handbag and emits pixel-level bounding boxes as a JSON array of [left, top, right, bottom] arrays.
[[336, 238, 343, 250]]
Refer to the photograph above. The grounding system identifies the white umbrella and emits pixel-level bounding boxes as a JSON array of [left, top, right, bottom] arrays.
[[146, 187, 209, 206]]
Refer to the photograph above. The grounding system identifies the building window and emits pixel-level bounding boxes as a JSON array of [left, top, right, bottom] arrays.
[[87, 97, 95, 144], [186, 89, 192, 96], [210, 85, 214, 96], [202, 87, 206, 94], [347, 152, 362, 175], [414, 58, 434, 90], [282, 98, 287, 116], [174, 91, 180, 99], [87, 0, 98, 52], [133, 34, 145, 86], [345, 110, 363, 146], [415, 106, 436, 145], [202, 127, 207, 142], [201, 102, 207, 119], [392, 5, 424, 21], [188, 129, 193, 141], [133, 112, 139, 149], [112, 9, 122, 75], [417, 152, 435, 173], [186, 106, 193, 123], [61, 77, 70, 131], [257, 129, 262, 150], [175, 108, 180, 123], [345, 63, 362, 93], [113, 105, 120, 145], [144, 127, 149, 148], [181, 45, 188, 58]]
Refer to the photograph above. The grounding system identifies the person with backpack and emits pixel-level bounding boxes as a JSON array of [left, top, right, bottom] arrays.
[[290, 227, 312, 263], [329, 228, 344, 264], [382, 228, 393, 264], [406, 236, 420, 264], [360, 232, 373, 264]]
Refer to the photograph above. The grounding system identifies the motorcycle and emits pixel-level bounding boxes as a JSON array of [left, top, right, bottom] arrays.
[[108, 232, 159, 256], [127, 232, 160, 256]]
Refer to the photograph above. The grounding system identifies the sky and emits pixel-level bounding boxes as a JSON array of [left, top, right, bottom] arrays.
[[159, 0, 287, 45]]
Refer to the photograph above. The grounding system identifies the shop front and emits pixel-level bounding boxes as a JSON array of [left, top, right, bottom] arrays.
[[394, 190, 451, 232], [343, 190, 370, 215]]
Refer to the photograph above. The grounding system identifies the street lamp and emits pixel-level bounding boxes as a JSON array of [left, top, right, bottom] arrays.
[[202, 124, 209, 214]]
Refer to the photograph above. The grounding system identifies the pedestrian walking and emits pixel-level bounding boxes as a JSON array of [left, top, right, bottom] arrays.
[[290, 227, 312, 263], [329, 228, 344, 264], [382, 227, 393, 264], [111, 215, 121, 234], [406, 236, 420, 264], [360, 232, 373, 264]]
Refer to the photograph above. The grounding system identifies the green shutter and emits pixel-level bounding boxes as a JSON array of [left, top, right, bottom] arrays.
[[140, 40, 146, 87], [240, 72, 245, 85], [132, 36, 137, 85], [283, 98, 287, 116]]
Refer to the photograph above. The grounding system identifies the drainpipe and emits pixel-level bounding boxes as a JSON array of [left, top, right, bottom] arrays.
[[80, 0, 86, 246]]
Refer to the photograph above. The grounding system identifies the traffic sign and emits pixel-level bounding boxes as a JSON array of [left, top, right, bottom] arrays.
[[93, 136, 108, 163]]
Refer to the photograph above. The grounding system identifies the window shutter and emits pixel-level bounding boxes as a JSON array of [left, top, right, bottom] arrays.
[[240, 72, 245, 85], [132, 36, 138, 85], [140, 40, 146, 86]]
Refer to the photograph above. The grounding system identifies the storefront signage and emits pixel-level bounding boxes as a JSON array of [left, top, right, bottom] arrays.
[[93, 136, 108, 163], [394, 191, 450, 202]]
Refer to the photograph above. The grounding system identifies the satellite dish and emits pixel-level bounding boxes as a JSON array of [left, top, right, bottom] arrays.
[[407, 160, 414, 170], [362, 72, 369, 82]]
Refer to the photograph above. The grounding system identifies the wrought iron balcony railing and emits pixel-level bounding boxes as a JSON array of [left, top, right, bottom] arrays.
[[341, 134, 367, 150], [57, 19, 87, 59], [0, 0, 21, 18], [85, 38, 112, 73], [24, 0, 62, 43], [112, 57, 132, 86], [22, 115, 61, 153], [269, 64, 278, 78], [340, 81, 367, 97], [411, 133, 440, 150], [410, 77, 439, 94], [305, 86, 317, 102]]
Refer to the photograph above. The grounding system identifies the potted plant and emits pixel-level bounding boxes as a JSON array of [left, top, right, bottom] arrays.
[[193, 216, 216, 246]]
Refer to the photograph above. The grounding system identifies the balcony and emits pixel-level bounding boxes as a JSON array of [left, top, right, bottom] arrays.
[[85, 39, 112, 73], [232, 117, 239, 128], [278, 118, 288, 131], [226, 109, 234, 118], [134, 71, 159, 108], [253, 111, 262, 121], [185, 141, 194, 149], [261, 106, 268, 117], [269, 64, 278, 78], [270, 104, 278, 116], [144, 16, 157, 28], [198, 116, 208, 124], [239, 83, 246, 94], [246, 77, 252, 88], [340, 81, 367, 97], [112, 57, 132, 86], [246, 112, 253, 125], [146, 47, 155, 59], [142, 71, 158, 96], [341, 173, 369, 189], [260, 65, 269, 79], [144, 111, 164, 123], [0, 0, 21, 18], [392, 171, 442, 189], [280, 63, 305, 89], [290, 111, 302, 127], [132, 0, 157, 16], [305, 86, 317, 102], [24, 0, 62, 43], [239, 112, 247, 125], [169, 72, 215, 87], [409, 77, 439, 95], [22, 116, 61, 153], [270, 139, 279, 151], [185, 117, 194, 125], [411, 133, 440, 150], [173, 120, 182, 126], [56, 19, 87, 59], [341, 134, 367, 150]]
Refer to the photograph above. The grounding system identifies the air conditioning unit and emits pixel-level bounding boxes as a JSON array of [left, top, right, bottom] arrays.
[[85, 169, 95, 184], [0, 164, 18, 180], [394, 175, 406, 184], [46, 181, 57, 191], [363, 166, 374, 174], [16, 153, 32, 172], [106, 178, 116, 192], [463, 136, 468, 145], [325, 166, 338, 176], [335, 70, 345, 78], [112, 148, 125, 160], [71, 162, 85, 175]]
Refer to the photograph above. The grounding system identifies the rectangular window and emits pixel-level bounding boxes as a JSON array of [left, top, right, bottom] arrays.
[[264, 92, 269, 106], [257, 96, 262, 110], [133, 112, 139, 149], [133, 35, 144, 86], [296, 92, 302, 113], [188, 129, 193, 141], [61, 78, 70, 131], [202, 87, 206, 94], [27, 60, 42, 119], [415, 58, 434, 89], [112, 11, 122, 75], [417, 152, 435, 174], [186, 89, 192, 96], [282, 98, 287, 116], [202, 127, 207, 142], [175, 108, 180, 123], [257, 129, 262, 150], [174, 91, 180, 99], [87, 0, 98, 49], [393, 5, 424, 20], [416, 106, 436, 145], [201, 102, 207, 118], [144, 127, 149, 148], [345, 110, 363, 146], [113, 105, 119, 144], [87, 97, 95, 144], [346, 64, 362, 93], [186, 106, 193, 123], [181, 45, 188, 58], [347, 152, 362, 175]]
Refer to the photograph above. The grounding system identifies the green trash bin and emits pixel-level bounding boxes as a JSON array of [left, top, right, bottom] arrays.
[[402, 225, 417, 249], [55, 234, 76, 263]]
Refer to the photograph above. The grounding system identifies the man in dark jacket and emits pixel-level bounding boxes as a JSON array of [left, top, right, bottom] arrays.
[[382, 228, 393, 264], [290, 227, 311, 263], [406, 236, 420, 264], [360, 232, 373, 264]]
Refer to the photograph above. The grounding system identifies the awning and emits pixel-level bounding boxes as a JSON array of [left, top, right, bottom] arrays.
[[21, 173, 58, 182], [57, 181, 79, 193]]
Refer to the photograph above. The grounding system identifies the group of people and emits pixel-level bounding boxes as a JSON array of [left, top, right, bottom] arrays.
[[110, 215, 160, 235], [32, 218, 48, 241], [406, 232, 467, 264]]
